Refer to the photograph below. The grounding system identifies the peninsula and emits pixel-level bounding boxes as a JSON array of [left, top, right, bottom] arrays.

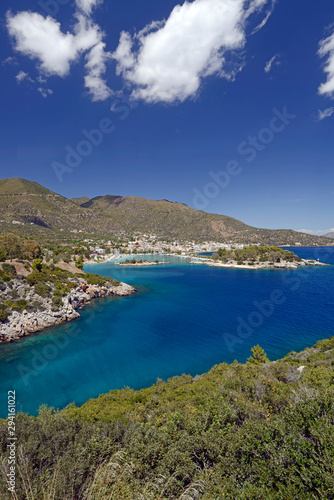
[[116, 259, 169, 266], [194, 245, 329, 270], [0, 235, 135, 342]]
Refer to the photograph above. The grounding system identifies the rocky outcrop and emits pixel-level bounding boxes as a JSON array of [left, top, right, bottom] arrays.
[[0, 279, 136, 342]]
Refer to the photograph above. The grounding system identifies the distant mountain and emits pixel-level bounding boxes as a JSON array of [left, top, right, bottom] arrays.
[[324, 232, 334, 239], [71, 196, 91, 206], [0, 177, 332, 246]]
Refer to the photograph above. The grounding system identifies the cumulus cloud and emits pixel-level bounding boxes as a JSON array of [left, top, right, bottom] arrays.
[[6, 5, 111, 101], [318, 31, 334, 98], [264, 53, 280, 73], [6, 0, 274, 104], [314, 107, 334, 121], [6, 12, 101, 77], [113, 0, 275, 103]]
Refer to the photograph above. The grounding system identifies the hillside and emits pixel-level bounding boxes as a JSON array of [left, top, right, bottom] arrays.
[[0, 178, 121, 237], [1, 336, 333, 498], [324, 232, 334, 239], [78, 194, 332, 245], [0, 177, 332, 245]]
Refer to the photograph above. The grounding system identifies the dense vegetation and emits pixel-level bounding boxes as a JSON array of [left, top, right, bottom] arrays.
[[1, 337, 333, 499], [0, 177, 332, 245], [212, 245, 303, 265], [0, 233, 41, 262]]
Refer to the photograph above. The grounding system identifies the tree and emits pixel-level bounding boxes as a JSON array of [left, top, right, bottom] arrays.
[[0, 247, 8, 262], [23, 240, 42, 261], [218, 248, 227, 258], [76, 256, 84, 270], [2, 233, 21, 261], [32, 259, 43, 272], [247, 345, 269, 364], [0, 304, 9, 322]]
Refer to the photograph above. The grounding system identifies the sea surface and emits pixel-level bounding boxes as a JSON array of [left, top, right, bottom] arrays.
[[0, 247, 333, 417]]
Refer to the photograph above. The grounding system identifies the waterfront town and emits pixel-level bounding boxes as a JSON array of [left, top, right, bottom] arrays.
[[79, 233, 303, 261]]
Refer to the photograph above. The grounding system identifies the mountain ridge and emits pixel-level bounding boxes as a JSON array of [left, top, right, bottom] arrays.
[[0, 177, 332, 245]]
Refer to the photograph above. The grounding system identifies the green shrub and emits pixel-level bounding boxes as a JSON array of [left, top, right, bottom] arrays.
[[0, 269, 10, 282], [26, 300, 46, 312], [0, 303, 9, 322], [16, 299, 28, 311], [0, 338, 333, 499], [32, 259, 43, 272], [0, 247, 7, 262], [83, 273, 109, 286], [52, 295, 63, 308], [8, 289, 19, 299], [76, 256, 84, 270], [34, 282, 52, 298], [1, 263, 17, 277]]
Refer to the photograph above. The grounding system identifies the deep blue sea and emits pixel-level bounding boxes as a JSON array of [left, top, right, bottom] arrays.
[[1, 247, 333, 417]]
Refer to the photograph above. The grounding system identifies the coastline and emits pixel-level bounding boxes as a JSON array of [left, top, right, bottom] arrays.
[[84, 253, 188, 265], [0, 277, 136, 343]]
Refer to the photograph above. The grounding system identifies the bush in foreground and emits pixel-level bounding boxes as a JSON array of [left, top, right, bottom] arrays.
[[0, 338, 334, 499]]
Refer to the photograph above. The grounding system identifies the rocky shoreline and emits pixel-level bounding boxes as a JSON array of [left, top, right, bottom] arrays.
[[0, 278, 136, 343]]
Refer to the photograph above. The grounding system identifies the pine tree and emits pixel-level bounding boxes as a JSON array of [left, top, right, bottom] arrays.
[[247, 345, 269, 364]]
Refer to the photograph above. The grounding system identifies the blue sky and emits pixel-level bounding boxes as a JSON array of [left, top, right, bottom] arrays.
[[1, 0, 334, 233]]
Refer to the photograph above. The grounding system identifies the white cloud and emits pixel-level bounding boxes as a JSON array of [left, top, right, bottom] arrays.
[[264, 53, 280, 73], [113, 0, 275, 103], [314, 107, 334, 121], [6, 0, 274, 104], [6, 12, 101, 77], [6, 9, 111, 101], [84, 41, 112, 101], [318, 31, 334, 98], [38, 87, 53, 98], [16, 70, 33, 83], [76, 0, 102, 16]]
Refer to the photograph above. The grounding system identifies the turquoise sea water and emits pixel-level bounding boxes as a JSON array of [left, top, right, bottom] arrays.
[[0, 247, 333, 417]]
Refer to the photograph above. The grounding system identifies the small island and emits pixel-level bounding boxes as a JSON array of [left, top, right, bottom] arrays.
[[116, 259, 169, 266], [193, 245, 328, 270]]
